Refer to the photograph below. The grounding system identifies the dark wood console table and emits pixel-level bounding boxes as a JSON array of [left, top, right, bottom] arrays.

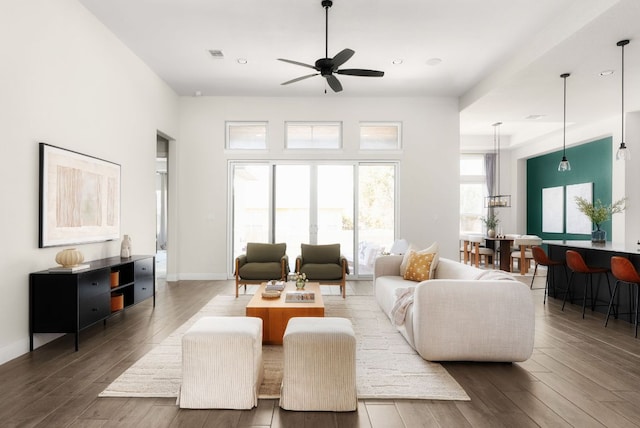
[[29, 255, 155, 351]]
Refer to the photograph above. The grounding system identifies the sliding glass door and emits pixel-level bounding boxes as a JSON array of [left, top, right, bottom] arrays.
[[230, 162, 396, 277], [231, 164, 270, 260]]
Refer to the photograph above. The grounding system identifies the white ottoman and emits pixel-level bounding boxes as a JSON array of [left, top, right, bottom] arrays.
[[179, 316, 263, 409], [280, 317, 357, 412]]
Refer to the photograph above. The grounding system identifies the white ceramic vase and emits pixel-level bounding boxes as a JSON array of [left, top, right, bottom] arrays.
[[55, 248, 84, 267], [121, 235, 132, 258]]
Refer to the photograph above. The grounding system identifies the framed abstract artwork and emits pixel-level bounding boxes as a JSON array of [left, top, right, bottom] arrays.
[[542, 186, 564, 233], [565, 182, 593, 234], [39, 143, 121, 247]]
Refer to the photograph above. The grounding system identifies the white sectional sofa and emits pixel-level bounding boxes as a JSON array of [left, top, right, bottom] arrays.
[[374, 255, 535, 362]]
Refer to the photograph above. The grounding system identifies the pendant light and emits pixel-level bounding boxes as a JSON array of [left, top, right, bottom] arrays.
[[558, 73, 571, 172], [485, 122, 511, 208], [616, 39, 630, 161]]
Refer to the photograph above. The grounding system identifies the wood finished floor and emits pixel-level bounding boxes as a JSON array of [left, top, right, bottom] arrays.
[[4, 268, 640, 427]]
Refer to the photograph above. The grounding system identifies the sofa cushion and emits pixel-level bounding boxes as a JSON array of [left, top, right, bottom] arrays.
[[301, 243, 340, 264], [375, 275, 412, 318], [246, 242, 286, 263], [239, 261, 284, 279], [299, 263, 343, 280], [403, 252, 436, 282], [433, 257, 480, 280], [400, 242, 439, 278]]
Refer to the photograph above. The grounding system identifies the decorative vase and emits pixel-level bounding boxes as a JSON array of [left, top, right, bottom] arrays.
[[55, 248, 84, 267], [591, 229, 606, 243], [487, 229, 496, 238], [296, 280, 305, 290], [121, 235, 132, 258]]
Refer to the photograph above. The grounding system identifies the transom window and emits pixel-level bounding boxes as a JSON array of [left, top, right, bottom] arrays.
[[285, 122, 342, 149], [359, 122, 402, 150], [226, 121, 267, 150]]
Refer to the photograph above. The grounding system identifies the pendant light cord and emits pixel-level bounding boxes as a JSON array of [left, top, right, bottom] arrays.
[[621, 41, 625, 144], [561, 73, 569, 157], [563, 76, 567, 156]]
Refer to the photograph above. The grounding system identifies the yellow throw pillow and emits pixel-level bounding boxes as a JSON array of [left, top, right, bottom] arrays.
[[400, 242, 439, 277], [403, 252, 436, 282]]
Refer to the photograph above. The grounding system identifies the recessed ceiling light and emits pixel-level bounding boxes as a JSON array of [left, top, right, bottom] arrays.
[[237, 58, 248, 64], [599, 69, 614, 76], [525, 114, 545, 120], [208, 49, 224, 59], [392, 59, 403, 65], [426, 57, 442, 66]]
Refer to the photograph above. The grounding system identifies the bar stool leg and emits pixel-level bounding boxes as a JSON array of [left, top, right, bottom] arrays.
[[604, 273, 616, 318], [633, 284, 640, 338], [581, 274, 590, 319], [562, 272, 575, 311], [530, 263, 539, 289]]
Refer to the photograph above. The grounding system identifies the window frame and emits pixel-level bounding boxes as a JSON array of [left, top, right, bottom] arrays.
[[359, 121, 402, 150], [225, 121, 268, 150], [285, 121, 343, 150]]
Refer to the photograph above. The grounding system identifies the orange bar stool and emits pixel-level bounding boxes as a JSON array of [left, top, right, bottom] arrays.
[[530, 245, 568, 304], [605, 256, 640, 337], [562, 250, 613, 319]]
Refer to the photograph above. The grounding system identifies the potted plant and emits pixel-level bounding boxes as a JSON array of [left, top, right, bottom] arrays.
[[574, 196, 626, 243], [481, 213, 500, 238]]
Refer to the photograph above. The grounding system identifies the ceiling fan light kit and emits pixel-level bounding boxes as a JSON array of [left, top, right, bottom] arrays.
[[278, 0, 384, 93]]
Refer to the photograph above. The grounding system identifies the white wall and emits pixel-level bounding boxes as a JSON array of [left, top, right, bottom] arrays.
[[0, 0, 178, 363], [173, 96, 461, 279]]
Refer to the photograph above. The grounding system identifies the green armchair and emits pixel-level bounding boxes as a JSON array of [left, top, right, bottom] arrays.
[[235, 242, 289, 297], [295, 243, 349, 298]]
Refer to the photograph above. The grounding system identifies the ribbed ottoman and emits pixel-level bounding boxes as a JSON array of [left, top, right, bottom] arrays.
[[280, 317, 357, 411], [179, 316, 263, 409]]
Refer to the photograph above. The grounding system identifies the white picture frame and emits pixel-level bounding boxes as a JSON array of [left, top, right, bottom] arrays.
[[542, 186, 564, 233], [39, 143, 121, 247], [566, 182, 593, 234]]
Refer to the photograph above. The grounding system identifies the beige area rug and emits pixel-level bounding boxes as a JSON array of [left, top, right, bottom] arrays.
[[99, 294, 470, 401]]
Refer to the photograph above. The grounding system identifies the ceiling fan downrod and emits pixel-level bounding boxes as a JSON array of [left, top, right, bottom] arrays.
[[322, 0, 332, 59]]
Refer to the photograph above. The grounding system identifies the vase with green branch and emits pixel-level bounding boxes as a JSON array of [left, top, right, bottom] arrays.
[[574, 196, 626, 243], [481, 213, 499, 238]]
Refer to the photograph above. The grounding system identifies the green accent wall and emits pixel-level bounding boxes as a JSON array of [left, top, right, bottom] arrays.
[[527, 137, 612, 241]]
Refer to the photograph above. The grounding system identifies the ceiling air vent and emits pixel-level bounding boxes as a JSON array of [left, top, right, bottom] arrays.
[[208, 49, 224, 59]]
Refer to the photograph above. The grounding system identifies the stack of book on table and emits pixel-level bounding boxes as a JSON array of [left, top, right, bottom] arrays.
[[285, 291, 315, 302], [265, 280, 285, 292]]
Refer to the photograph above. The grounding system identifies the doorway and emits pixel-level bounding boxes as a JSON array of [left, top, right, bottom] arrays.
[[156, 135, 169, 279]]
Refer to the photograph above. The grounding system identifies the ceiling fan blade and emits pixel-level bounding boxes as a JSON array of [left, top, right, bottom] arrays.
[[331, 48, 355, 68], [325, 74, 343, 92], [277, 58, 318, 70], [281, 73, 319, 85], [336, 69, 385, 77]]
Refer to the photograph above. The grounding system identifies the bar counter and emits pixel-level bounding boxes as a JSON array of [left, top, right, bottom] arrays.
[[544, 240, 640, 322]]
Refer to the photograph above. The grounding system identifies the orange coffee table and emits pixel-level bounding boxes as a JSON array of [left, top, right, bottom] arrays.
[[245, 282, 324, 345]]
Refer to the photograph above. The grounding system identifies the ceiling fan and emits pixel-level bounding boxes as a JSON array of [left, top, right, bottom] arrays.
[[278, 0, 384, 93]]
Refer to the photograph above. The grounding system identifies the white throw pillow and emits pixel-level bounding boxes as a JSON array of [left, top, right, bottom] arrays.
[[400, 242, 439, 278]]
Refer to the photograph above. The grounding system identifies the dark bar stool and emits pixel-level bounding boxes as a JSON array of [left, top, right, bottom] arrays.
[[531, 245, 568, 304], [562, 250, 613, 319], [605, 256, 640, 337]]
